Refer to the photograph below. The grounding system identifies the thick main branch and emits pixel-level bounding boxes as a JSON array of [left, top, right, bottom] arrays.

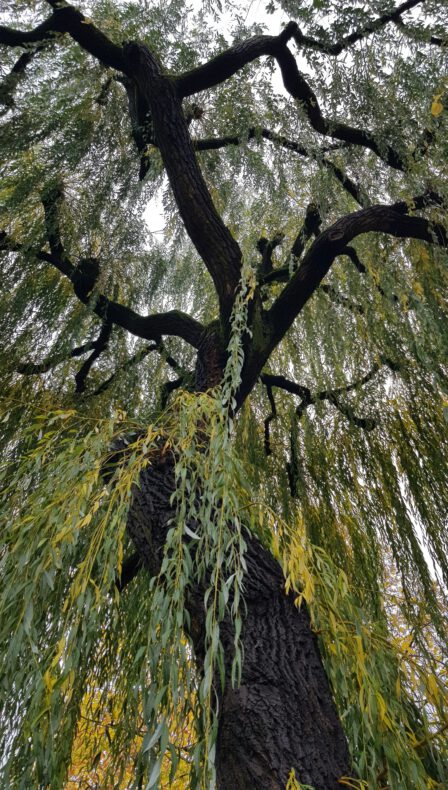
[[176, 23, 405, 169], [268, 202, 447, 348], [125, 43, 242, 320]]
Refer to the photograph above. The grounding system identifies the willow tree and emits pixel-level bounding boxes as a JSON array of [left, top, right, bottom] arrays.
[[1, 0, 447, 787]]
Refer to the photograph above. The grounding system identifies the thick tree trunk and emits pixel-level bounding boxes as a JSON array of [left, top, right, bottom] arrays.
[[124, 334, 351, 789], [127, 454, 350, 788], [215, 536, 350, 789]]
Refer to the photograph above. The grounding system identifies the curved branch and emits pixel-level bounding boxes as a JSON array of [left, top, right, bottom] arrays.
[[0, 3, 126, 72], [268, 200, 447, 349], [177, 24, 299, 97], [292, 0, 425, 56], [177, 23, 405, 169]]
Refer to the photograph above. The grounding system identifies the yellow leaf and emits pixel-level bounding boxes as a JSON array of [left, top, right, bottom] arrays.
[[43, 669, 56, 693], [431, 99, 443, 117]]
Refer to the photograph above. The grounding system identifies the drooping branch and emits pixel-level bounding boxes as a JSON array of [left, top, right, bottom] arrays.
[[292, 0, 425, 56], [177, 22, 406, 169], [0, 230, 204, 348], [176, 23, 299, 96]]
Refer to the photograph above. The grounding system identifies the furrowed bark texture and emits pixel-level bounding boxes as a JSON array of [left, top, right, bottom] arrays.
[[125, 331, 351, 789]]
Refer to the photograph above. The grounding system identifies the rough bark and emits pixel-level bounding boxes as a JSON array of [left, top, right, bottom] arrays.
[[215, 536, 351, 789], [124, 332, 352, 789]]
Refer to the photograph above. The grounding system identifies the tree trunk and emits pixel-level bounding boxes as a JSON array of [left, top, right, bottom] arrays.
[[215, 535, 350, 789], [125, 334, 351, 789]]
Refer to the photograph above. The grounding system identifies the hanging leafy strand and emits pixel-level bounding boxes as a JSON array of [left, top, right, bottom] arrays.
[[137, 258, 257, 788], [0, 258, 257, 788]]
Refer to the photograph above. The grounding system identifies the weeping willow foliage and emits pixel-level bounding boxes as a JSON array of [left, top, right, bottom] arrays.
[[1, 0, 448, 788]]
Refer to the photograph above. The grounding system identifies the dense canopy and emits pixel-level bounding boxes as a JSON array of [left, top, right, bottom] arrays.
[[0, 1, 447, 788]]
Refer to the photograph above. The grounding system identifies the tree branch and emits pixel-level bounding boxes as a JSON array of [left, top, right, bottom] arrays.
[[195, 128, 368, 206], [90, 342, 159, 397], [262, 361, 397, 437], [394, 19, 448, 48], [0, 3, 126, 72], [268, 199, 447, 349], [74, 322, 113, 393], [261, 204, 321, 286], [124, 42, 242, 320], [292, 0, 426, 56], [262, 379, 277, 456], [0, 230, 205, 348], [115, 552, 143, 593], [0, 46, 46, 109], [17, 339, 98, 375], [177, 22, 405, 169], [0, 16, 60, 47]]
